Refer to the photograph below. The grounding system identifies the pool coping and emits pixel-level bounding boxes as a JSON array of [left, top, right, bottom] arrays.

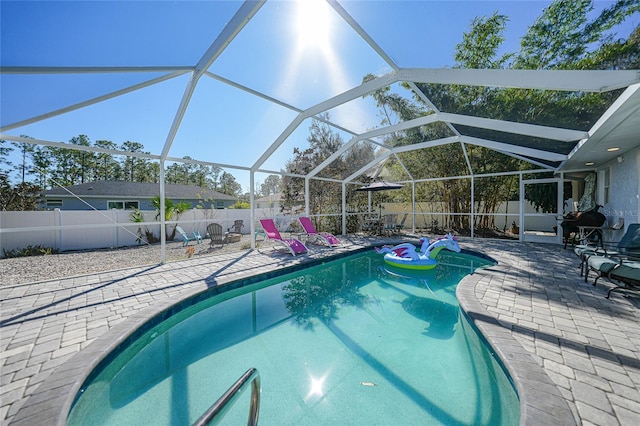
[[11, 247, 575, 425], [456, 259, 577, 426]]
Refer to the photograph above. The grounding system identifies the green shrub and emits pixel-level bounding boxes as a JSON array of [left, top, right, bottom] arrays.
[[2, 245, 59, 259]]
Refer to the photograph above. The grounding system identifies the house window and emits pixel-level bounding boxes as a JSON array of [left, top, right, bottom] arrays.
[[215, 201, 224, 209], [597, 169, 610, 205], [46, 199, 63, 208], [108, 200, 139, 210]]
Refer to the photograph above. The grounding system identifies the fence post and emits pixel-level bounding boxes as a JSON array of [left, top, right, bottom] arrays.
[[114, 209, 119, 248], [55, 208, 62, 251]]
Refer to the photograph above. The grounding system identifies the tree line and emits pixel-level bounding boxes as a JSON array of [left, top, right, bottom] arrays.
[[0, 134, 284, 210], [1, 135, 243, 190]]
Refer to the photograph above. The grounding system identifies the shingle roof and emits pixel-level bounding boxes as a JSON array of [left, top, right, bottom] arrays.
[[41, 181, 237, 201], [255, 192, 282, 202]]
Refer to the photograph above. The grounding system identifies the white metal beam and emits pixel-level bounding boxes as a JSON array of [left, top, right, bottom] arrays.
[[391, 136, 460, 154], [327, 0, 399, 71], [393, 153, 414, 182], [307, 106, 584, 182], [507, 153, 557, 170], [0, 66, 193, 74], [304, 72, 400, 118], [164, 155, 252, 172], [328, 0, 461, 143], [341, 136, 460, 184], [1, 71, 188, 132], [399, 68, 640, 92], [343, 150, 395, 184], [252, 71, 399, 171], [0, 134, 161, 160], [437, 112, 588, 141], [460, 135, 567, 162], [160, 1, 265, 160], [204, 71, 375, 145], [251, 115, 307, 171], [308, 114, 439, 178], [193, 1, 265, 78]]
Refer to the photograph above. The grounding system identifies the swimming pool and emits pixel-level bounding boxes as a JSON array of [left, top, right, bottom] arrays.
[[67, 249, 519, 425]]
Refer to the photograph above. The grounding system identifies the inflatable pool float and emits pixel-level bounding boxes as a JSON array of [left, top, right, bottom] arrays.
[[375, 234, 460, 270]]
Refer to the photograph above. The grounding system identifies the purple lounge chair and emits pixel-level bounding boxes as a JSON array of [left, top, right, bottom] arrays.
[[298, 217, 341, 247], [259, 219, 308, 256]]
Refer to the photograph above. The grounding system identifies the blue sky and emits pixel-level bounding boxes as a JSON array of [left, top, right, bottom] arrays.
[[1, 0, 636, 192]]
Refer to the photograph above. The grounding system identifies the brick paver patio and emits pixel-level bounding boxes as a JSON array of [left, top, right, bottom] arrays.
[[1, 236, 638, 425]]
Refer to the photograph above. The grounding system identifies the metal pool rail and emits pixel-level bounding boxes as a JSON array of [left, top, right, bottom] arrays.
[[193, 368, 261, 426]]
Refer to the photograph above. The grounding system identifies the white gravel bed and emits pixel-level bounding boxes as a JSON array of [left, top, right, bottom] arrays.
[[1, 237, 250, 287]]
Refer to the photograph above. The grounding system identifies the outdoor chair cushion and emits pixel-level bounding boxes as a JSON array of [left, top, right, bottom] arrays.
[[587, 254, 640, 298]]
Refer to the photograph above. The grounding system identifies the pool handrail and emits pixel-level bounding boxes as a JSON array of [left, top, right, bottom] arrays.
[[193, 367, 261, 426]]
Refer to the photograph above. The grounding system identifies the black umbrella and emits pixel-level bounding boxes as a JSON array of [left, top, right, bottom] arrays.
[[356, 181, 404, 222], [356, 181, 404, 192]]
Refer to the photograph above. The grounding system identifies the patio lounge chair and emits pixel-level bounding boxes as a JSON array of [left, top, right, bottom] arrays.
[[586, 255, 640, 299], [176, 226, 203, 246], [298, 216, 341, 247], [206, 223, 225, 248], [606, 261, 640, 298], [576, 223, 640, 278], [259, 219, 308, 256], [585, 224, 640, 297]]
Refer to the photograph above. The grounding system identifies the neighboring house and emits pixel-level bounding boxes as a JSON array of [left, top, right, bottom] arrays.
[[39, 181, 237, 211], [255, 192, 282, 210], [255, 192, 305, 217]]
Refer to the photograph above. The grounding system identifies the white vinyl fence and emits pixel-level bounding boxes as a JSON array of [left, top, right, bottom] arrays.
[[0, 201, 565, 256], [0, 208, 290, 255]]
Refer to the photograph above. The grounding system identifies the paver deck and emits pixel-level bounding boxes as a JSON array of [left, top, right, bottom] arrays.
[[1, 236, 639, 425]]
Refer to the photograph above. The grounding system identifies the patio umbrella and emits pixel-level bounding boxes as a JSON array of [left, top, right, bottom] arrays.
[[356, 181, 404, 192], [356, 181, 404, 218]]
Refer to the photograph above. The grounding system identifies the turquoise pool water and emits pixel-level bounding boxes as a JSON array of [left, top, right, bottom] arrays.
[[68, 250, 519, 425]]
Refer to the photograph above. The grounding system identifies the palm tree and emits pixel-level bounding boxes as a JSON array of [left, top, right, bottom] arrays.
[[150, 196, 191, 241]]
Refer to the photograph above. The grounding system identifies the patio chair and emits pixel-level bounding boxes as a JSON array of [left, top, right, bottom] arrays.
[[259, 219, 308, 256], [582, 224, 640, 282], [298, 216, 341, 247], [206, 223, 226, 248], [395, 213, 408, 233], [176, 226, 203, 246], [232, 219, 244, 234], [362, 214, 382, 235], [383, 214, 398, 236]]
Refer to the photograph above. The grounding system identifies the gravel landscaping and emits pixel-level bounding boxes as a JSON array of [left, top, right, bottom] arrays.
[[1, 236, 252, 287]]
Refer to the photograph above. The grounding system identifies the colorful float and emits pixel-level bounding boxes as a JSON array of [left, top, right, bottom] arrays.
[[375, 233, 461, 270]]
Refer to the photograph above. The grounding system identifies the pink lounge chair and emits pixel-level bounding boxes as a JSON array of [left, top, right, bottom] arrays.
[[299, 217, 341, 247], [259, 219, 308, 256]]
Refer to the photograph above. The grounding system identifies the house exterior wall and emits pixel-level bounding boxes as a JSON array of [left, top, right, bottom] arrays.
[[41, 197, 235, 211], [597, 145, 639, 234]]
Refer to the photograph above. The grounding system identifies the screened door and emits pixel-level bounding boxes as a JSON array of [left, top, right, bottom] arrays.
[[520, 178, 562, 244]]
